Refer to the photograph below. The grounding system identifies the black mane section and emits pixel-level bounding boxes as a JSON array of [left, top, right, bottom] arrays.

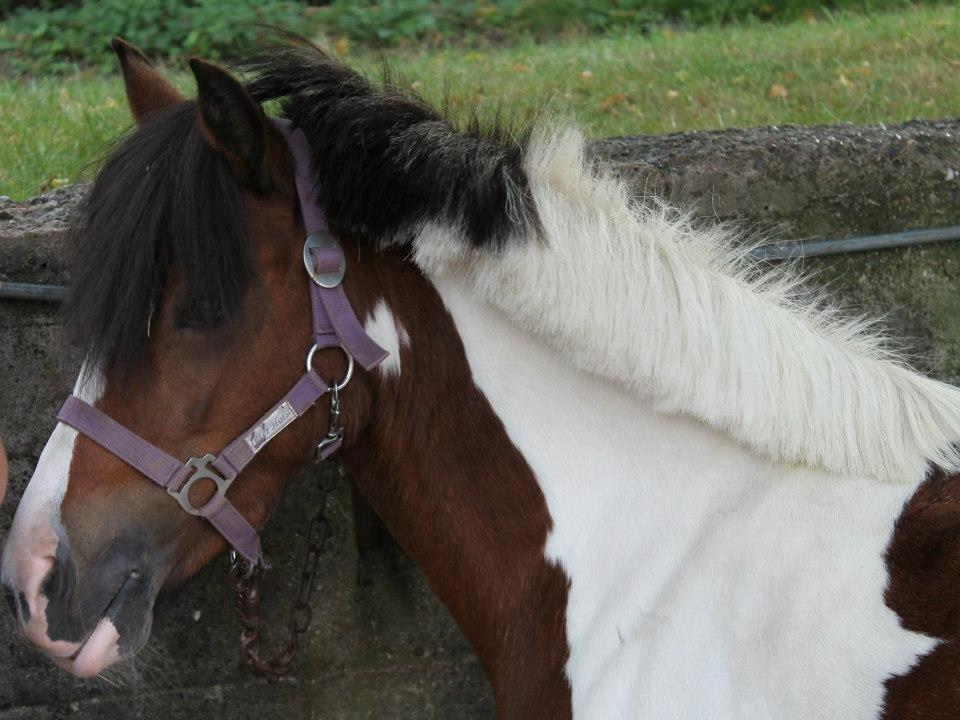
[[242, 42, 541, 248], [65, 42, 539, 372], [63, 102, 252, 373]]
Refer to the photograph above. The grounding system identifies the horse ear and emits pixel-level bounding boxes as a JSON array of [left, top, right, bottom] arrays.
[[111, 37, 183, 124], [189, 58, 275, 190]]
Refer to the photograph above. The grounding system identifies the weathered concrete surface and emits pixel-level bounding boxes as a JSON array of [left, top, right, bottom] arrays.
[[2, 118, 960, 717]]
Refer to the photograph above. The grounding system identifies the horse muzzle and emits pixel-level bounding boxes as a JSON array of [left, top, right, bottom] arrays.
[[2, 522, 157, 677]]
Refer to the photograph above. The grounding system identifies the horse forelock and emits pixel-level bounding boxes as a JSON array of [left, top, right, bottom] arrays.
[[64, 101, 253, 375]]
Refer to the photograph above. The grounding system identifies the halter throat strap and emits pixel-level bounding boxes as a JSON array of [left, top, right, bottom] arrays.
[[55, 121, 388, 564]]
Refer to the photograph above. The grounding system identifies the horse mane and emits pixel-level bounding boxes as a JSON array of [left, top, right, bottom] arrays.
[[246, 40, 960, 483], [71, 38, 960, 481], [242, 44, 540, 249], [64, 102, 252, 374], [420, 129, 960, 483]]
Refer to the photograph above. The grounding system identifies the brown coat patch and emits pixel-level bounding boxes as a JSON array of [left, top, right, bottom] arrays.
[[341, 245, 573, 719], [884, 469, 960, 718]]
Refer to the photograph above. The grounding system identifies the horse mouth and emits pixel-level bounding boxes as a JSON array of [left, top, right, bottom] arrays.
[[52, 615, 121, 677], [49, 571, 146, 678]]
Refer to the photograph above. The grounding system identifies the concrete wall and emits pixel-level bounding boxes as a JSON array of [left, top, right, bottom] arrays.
[[2, 118, 960, 717]]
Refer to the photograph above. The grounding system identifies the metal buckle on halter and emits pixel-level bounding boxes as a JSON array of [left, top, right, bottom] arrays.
[[305, 344, 351, 462], [315, 382, 343, 461], [167, 453, 233, 517], [303, 232, 345, 288]]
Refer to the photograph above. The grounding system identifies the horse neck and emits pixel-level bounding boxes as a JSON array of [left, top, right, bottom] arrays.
[[339, 245, 571, 718], [339, 245, 960, 719], [451, 266, 960, 718]]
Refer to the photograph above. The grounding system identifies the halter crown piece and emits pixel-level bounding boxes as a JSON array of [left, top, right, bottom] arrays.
[[56, 119, 389, 564]]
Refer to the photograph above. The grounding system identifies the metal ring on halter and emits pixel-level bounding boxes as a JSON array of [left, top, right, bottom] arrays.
[[305, 344, 355, 391]]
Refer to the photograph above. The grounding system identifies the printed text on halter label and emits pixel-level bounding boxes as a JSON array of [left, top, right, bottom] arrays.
[[245, 401, 298, 454]]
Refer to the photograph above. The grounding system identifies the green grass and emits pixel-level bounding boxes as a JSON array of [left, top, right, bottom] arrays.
[[2, 4, 959, 199]]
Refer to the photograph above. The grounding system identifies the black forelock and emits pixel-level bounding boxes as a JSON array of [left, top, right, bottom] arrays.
[[241, 40, 541, 249], [63, 101, 253, 374]]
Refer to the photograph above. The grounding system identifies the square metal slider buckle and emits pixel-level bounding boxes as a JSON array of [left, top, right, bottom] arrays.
[[303, 232, 345, 288], [167, 453, 233, 517]]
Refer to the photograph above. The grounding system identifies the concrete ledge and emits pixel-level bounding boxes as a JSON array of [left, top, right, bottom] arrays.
[[593, 119, 960, 238]]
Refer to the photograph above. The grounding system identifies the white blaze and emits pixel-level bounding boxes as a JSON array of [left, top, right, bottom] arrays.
[[2, 366, 104, 624]]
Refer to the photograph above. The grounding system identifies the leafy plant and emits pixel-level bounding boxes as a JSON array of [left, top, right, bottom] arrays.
[[1, 0, 304, 74], [0, 0, 946, 75], [317, 0, 934, 46]]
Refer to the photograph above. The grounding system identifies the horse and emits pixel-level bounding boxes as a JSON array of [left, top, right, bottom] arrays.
[[4, 35, 960, 719]]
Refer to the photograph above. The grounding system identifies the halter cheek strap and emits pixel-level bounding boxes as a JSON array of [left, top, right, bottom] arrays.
[[55, 123, 388, 565]]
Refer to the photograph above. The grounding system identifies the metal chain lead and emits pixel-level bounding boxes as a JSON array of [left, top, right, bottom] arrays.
[[228, 458, 339, 683]]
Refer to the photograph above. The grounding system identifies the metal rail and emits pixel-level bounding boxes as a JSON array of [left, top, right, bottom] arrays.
[[748, 225, 960, 261], [0, 282, 66, 302], [2, 225, 960, 303]]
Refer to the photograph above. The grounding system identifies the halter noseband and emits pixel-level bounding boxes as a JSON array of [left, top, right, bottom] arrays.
[[55, 120, 388, 565]]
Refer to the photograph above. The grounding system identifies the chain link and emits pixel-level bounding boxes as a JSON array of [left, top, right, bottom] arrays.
[[228, 459, 339, 683]]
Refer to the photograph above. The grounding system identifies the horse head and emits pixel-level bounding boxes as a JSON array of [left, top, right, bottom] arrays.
[[1, 39, 372, 677]]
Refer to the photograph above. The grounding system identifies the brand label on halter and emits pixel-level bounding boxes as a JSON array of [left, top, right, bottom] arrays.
[[245, 401, 298, 454]]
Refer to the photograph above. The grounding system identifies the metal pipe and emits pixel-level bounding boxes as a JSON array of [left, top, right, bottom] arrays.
[[1, 225, 960, 304], [749, 225, 960, 261], [0, 282, 66, 302]]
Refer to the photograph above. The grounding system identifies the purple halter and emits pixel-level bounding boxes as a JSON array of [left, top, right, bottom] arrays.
[[56, 120, 388, 565]]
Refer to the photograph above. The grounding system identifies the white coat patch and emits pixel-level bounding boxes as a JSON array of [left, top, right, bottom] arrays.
[[364, 299, 409, 378], [432, 273, 936, 720]]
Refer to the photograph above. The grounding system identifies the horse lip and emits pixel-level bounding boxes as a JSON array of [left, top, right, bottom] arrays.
[[68, 570, 142, 657], [53, 616, 120, 678], [55, 570, 141, 669]]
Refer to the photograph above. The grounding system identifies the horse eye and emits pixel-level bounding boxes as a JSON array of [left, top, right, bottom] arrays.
[[174, 299, 225, 331], [174, 315, 210, 331]]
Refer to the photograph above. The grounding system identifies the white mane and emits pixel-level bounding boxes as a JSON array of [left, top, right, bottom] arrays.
[[410, 127, 960, 483]]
